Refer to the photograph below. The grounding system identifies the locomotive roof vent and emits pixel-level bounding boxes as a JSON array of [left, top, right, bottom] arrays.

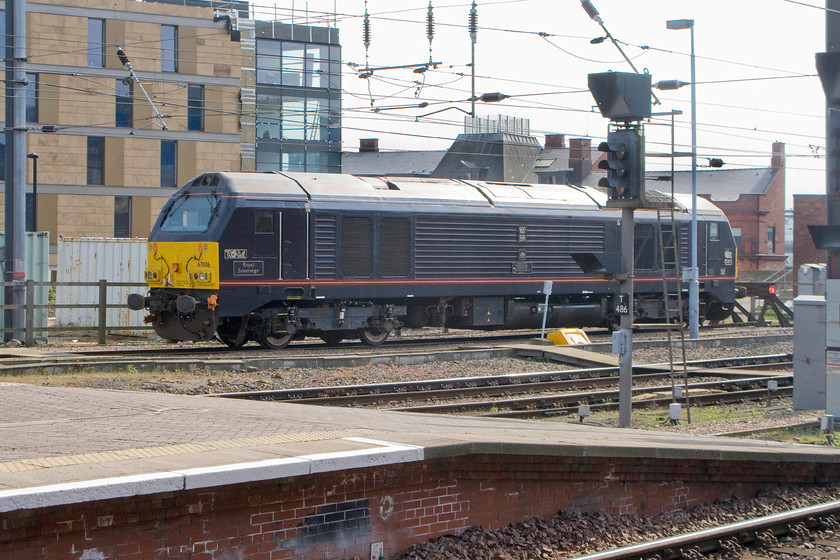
[[359, 176, 401, 190]]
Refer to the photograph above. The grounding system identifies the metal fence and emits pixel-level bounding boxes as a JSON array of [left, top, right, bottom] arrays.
[[1, 280, 150, 346]]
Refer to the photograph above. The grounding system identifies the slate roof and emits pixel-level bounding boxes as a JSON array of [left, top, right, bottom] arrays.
[[584, 167, 779, 202], [342, 150, 447, 176], [646, 168, 779, 202], [430, 132, 541, 182]]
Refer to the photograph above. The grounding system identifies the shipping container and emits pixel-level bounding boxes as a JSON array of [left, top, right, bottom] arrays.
[[56, 237, 147, 335], [0, 232, 51, 339]]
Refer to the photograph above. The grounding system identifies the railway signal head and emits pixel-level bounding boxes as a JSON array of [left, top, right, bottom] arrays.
[[597, 129, 643, 200]]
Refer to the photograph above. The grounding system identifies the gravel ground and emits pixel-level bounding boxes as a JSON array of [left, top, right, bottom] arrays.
[[396, 483, 840, 560], [8, 326, 831, 560], [6, 327, 813, 434]]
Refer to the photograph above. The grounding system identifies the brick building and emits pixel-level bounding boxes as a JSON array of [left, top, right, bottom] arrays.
[[793, 194, 828, 273], [0, 0, 341, 263], [641, 142, 789, 275]]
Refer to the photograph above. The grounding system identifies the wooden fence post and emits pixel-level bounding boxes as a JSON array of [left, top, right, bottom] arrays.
[[98, 279, 107, 345]]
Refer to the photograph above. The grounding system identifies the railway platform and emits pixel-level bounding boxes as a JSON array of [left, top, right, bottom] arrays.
[[1, 383, 838, 560]]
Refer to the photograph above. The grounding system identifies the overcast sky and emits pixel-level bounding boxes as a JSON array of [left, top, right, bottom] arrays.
[[251, 0, 828, 205]]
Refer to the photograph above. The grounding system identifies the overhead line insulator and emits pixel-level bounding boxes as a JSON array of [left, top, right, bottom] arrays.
[[581, 0, 603, 24], [469, 1, 478, 41], [363, 9, 371, 49], [427, 2, 435, 42]]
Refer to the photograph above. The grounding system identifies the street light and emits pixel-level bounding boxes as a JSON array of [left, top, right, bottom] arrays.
[[26, 152, 38, 232], [665, 18, 699, 340]]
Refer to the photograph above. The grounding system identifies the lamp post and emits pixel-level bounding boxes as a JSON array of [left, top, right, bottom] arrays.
[[666, 18, 699, 340], [26, 152, 38, 231]]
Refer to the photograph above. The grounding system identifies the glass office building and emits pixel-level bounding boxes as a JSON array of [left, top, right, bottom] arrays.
[[254, 23, 342, 174]]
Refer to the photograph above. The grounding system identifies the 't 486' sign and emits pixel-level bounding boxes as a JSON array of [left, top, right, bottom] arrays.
[[615, 293, 631, 316]]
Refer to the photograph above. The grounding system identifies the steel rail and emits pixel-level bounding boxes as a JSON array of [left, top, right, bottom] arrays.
[[210, 355, 791, 405], [476, 385, 794, 419], [389, 375, 793, 415], [567, 499, 840, 560]]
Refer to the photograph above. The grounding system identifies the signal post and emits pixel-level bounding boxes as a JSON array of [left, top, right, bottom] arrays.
[[582, 72, 654, 427]]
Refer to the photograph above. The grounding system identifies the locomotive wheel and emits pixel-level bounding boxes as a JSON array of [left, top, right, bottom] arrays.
[[320, 332, 344, 346], [358, 327, 389, 346], [258, 332, 293, 350], [216, 318, 248, 348]]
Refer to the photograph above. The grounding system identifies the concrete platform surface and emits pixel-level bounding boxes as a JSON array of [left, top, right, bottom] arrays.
[[0, 382, 837, 512]]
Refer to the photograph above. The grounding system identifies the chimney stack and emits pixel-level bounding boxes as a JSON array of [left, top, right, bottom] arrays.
[[569, 138, 592, 185], [360, 138, 380, 153], [771, 141, 785, 170], [545, 134, 566, 149]]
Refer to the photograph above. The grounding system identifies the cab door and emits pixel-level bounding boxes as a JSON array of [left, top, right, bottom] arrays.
[[253, 209, 280, 279], [706, 222, 723, 276], [281, 206, 307, 279]]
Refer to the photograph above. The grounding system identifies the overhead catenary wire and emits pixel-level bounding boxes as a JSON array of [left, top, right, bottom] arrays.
[[10, 1, 825, 183]]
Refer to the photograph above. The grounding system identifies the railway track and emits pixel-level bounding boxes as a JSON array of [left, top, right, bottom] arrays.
[[0, 331, 791, 377], [210, 354, 792, 418], [569, 499, 840, 560]]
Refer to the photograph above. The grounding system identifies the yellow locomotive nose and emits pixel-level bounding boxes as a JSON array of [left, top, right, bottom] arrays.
[[144, 241, 220, 290]]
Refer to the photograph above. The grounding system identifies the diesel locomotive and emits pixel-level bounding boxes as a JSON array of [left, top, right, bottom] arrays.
[[127, 172, 738, 348]]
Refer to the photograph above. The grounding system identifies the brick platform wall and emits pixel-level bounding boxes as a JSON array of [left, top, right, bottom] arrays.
[[2, 454, 838, 560]]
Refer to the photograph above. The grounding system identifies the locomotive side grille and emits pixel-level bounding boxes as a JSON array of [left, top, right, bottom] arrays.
[[414, 218, 606, 278], [341, 217, 374, 277], [380, 218, 411, 277], [526, 223, 605, 275], [313, 214, 338, 279], [415, 219, 518, 277]]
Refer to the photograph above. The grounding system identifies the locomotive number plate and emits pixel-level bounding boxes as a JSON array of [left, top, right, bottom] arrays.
[[224, 248, 247, 259], [234, 260, 264, 276], [511, 262, 532, 274]]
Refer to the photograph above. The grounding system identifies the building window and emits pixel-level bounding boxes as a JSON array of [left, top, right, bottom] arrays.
[[257, 93, 339, 142], [281, 96, 330, 141], [767, 226, 776, 254], [25, 73, 37, 123], [732, 227, 742, 252], [281, 151, 305, 172], [161, 25, 178, 73], [256, 40, 282, 85], [114, 196, 131, 238], [281, 43, 305, 87], [187, 84, 204, 131], [115, 79, 132, 128], [88, 19, 105, 68], [305, 45, 328, 88], [87, 137, 104, 185], [161, 140, 177, 187], [256, 40, 331, 87], [256, 94, 280, 140]]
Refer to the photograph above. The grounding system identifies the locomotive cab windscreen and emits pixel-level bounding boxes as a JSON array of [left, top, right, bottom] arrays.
[[159, 191, 222, 233]]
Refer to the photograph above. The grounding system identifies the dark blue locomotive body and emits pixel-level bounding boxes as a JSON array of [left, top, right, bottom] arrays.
[[128, 172, 738, 348]]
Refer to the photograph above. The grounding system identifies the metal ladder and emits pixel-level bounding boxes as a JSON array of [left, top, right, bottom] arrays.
[[656, 207, 692, 424]]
